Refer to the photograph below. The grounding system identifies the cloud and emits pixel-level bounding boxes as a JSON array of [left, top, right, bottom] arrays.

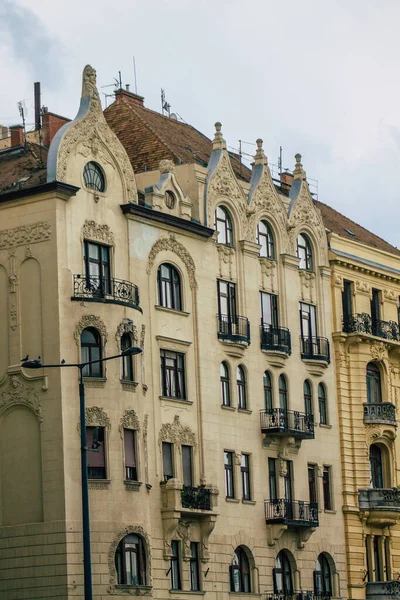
[[0, 0, 63, 87]]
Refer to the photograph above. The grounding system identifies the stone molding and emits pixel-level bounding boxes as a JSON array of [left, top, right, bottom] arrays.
[[146, 234, 197, 289], [158, 415, 196, 448], [107, 525, 152, 592], [0, 375, 43, 422], [74, 315, 108, 345], [0, 221, 51, 250], [82, 220, 115, 246], [86, 406, 111, 430], [119, 410, 140, 436]]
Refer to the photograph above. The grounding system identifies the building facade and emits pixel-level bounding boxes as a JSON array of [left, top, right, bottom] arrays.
[[0, 64, 369, 599]]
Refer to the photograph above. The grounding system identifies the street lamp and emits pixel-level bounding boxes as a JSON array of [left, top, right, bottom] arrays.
[[22, 346, 143, 600]]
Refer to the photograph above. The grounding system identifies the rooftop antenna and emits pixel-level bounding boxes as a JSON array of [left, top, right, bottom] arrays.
[[133, 56, 138, 95], [17, 100, 27, 147], [161, 89, 171, 117], [34, 83, 44, 166], [118, 70, 122, 90], [278, 146, 283, 176], [238, 140, 243, 177]]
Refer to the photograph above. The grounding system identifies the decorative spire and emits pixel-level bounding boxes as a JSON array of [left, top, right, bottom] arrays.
[[81, 64, 101, 107], [212, 122, 226, 151], [254, 138, 267, 166], [293, 153, 306, 181]]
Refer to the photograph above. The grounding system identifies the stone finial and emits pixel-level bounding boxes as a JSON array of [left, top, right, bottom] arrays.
[[212, 121, 226, 151], [159, 159, 175, 174], [293, 153, 307, 181], [81, 65, 100, 104], [254, 138, 267, 166]]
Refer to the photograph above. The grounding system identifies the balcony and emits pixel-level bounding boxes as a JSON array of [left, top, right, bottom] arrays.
[[265, 499, 319, 527], [363, 402, 396, 426], [343, 313, 400, 342], [358, 488, 400, 527], [72, 274, 140, 309], [300, 336, 330, 363], [265, 594, 327, 600], [366, 581, 400, 599], [217, 314, 250, 346], [260, 324, 291, 356], [260, 408, 315, 440], [181, 486, 211, 510]]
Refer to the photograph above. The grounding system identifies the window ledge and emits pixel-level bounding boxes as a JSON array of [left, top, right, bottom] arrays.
[[83, 377, 106, 388], [225, 497, 240, 503], [169, 592, 205, 596], [121, 380, 139, 392], [115, 584, 152, 595], [160, 396, 193, 405], [238, 408, 252, 415], [319, 423, 332, 429], [242, 499, 256, 505], [324, 509, 337, 514], [88, 479, 110, 490], [221, 405, 236, 411], [155, 305, 190, 317], [124, 480, 143, 492]]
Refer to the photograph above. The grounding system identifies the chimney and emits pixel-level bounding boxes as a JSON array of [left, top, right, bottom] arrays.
[[42, 111, 70, 147], [114, 88, 144, 106], [280, 169, 294, 192], [0, 126, 8, 140], [9, 125, 24, 147]]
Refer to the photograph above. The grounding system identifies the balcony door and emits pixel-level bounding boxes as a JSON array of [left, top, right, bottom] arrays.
[[218, 280, 237, 333], [84, 241, 111, 295], [371, 289, 381, 323], [261, 292, 278, 329], [284, 461, 293, 518], [370, 444, 384, 488], [300, 302, 317, 340], [342, 280, 353, 331]]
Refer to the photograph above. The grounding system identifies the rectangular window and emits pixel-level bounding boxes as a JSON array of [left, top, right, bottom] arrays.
[[182, 445, 193, 487], [371, 288, 381, 322], [268, 458, 278, 501], [124, 429, 138, 481], [299, 302, 317, 340], [190, 542, 200, 591], [224, 451, 235, 498], [217, 280, 237, 322], [323, 466, 332, 510], [162, 442, 174, 481], [261, 292, 279, 328], [86, 426, 106, 479], [170, 540, 181, 590], [241, 454, 251, 501], [308, 464, 317, 503], [160, 350, 186, 399], [84, 240, 111, 295], [342, 280, 353, 331]]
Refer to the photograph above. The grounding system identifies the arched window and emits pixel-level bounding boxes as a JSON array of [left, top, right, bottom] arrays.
[[296, 233, 313, 271], [318, 383, 328, 424], [230, 546, 251, 593], [83, 161, 105, 192], [370, 444, 385, 488], [121, 333, 134, 381], [237, 366, 247, 410], [157, 263, 182, 310], [314, 554, 332, 597], [264, 371, 273, 411], [214, 206, 233, 246], [274, 550, 293, 595], [367, 363, 382, 404], [304, 380, 312, 415], [115, 534, 147, 586], [220, 362, 231, 407], [81, 327, 102, 377], [257, 220, 275, 258], [279, 375, 288, 411]]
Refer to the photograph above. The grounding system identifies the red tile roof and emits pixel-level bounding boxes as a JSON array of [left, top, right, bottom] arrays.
[[0, 143, 47, 194]]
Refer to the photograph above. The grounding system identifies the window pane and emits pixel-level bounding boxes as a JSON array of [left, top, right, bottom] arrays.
[[182, 445, 193, 487], [162, 442, 174, 480]]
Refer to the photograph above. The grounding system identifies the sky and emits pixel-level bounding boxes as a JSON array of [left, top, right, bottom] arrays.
[[1, 0, 400, 247]]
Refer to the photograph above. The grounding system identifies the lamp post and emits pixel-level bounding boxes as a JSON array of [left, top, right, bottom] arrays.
[[22, 346, 143, 600]]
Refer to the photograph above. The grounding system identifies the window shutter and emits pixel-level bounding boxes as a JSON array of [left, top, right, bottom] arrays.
[[87, 427, 105, 468], [124, 429, 136, 467]]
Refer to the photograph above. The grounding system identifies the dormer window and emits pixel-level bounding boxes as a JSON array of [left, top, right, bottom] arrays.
[[296, 233, 313, 271], [83, 161, 105, 192], [214, 206, 233, 246], [165, 191, 176, 209], [257, 220, 275, 258]]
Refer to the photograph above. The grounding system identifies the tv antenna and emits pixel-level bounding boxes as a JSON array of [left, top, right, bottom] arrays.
[[133, 56, 138, 95], [161, 89, 171, 117], [17, 100, 27, 147]]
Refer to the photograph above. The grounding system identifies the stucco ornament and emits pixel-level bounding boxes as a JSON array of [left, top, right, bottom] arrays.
[[119, 410, 140, 436], [74, 315, 107, 345], [158, 415, 196, 447], [115, 319, 138, 350], [159, 159, 175, 174], [0, 376, 43, 422], [82, 220, 115, 246], [370, 341, 387, 362], [146, 234, 197, 289], [49, 65, 137, 203], [0, 221, 51, 250], [85, 406, 111, 430], [107, 525, 152, 593]]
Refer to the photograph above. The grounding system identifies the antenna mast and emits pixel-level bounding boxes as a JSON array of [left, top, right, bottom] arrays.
[[278, 146, 283, 176], [133, 57, 138, 94], [17, 101, 26, 147], [161, 89, 171, 116]]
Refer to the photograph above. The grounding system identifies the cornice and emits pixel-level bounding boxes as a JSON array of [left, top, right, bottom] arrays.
[[0, 181, 79, 204]]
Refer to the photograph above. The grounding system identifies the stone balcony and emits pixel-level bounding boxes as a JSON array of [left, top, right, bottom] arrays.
[[358, 488, 400, 527], [363, 402, 397, 427], [366, 580, 400, 599]]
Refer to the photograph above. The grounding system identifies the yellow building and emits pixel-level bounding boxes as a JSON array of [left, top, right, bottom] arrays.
[[2, 63, 395, 599]]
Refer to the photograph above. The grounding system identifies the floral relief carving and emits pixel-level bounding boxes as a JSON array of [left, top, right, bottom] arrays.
[[259, 258, 276, 291], [74, 315, 107, 345], [383, 289, 398, 303], [107, 525, 152, 593], [299, 269, 316, 302], [370, 341, 387, 362], [119, 410, 140, 436], [334, 274, 344, 289], [207, 152, 247, 229], [176, 519, 194, 561], [86, 406, 111, 430], [288, 187, 327, 263], [356, 280, 371, 295], [0, 221, 51, 250], [115, 319, 138, 350], [216, 243, 234, 279], [158, 415, 196, 448], [0, 376, 43, 421], [55, 65, 137, 203], [337, 342, 350, 368], [146, 234, 197, 289], [82, 220, 115, 246]]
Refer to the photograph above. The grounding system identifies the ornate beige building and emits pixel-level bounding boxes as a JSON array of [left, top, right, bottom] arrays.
[[1, 64, 385, 599]]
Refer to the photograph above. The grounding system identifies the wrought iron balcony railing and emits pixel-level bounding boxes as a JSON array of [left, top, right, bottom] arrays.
[[265, 499, 319, 527], [265, 594, 330, 600], [363, 402, 396, 426], [343, 313, 400, 341], [260, 324, 291, 355], [217, 314, 250, 345], [300, 336, 330, 363], [181, 486, 212, 511], [366, 580, 400, 599], [260, 408, 315, 439], [72, 274, 140, 309], [359, 488, 400, 511]]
